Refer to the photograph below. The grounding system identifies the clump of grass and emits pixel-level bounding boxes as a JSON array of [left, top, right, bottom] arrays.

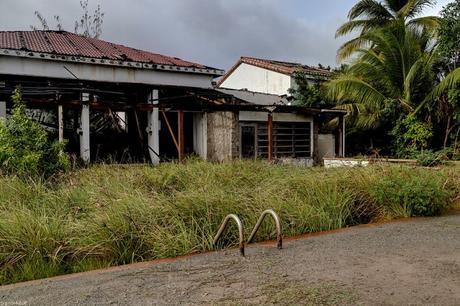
[[0, 160, 458, 285], [370, 167, 452, 217], [263, 281, 357, 306]]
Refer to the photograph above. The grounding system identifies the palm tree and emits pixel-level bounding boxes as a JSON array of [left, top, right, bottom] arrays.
[[336, 0, 441, 60], [326, 20, 459, 129]]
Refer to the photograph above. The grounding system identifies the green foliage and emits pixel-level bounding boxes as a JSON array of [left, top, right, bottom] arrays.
[[392, 116, 433, 156], [330, 1, 460, 156], [327, 21, 436, 130], [0, 88, 70, 177], [289, 73, 330, 108], [336, 0, 440, 60], [370, 167, 452, 217], [438, 0, 460, 70], [415, 147, 460, 166], [415, 150, 444, 167], [0, 161, 458, 285]]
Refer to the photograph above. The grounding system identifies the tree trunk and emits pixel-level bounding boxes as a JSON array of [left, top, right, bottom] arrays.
[[444, 115, 452, 148]]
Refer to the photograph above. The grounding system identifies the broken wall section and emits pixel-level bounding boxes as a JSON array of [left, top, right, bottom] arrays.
[[206, 111, 239, 162]]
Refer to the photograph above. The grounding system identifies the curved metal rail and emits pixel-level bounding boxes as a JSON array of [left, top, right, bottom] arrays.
[[213, 214, 245, 256], [247, 209, 282, 249]]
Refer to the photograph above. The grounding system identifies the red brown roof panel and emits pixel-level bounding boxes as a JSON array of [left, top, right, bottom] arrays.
[[0, 30, 212, 69], [44, 31, 79, 55], [0, 32, 22, 50], [22, 31, 54, 53]]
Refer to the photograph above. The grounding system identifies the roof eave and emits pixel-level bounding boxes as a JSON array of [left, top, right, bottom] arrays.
[[0, 48, 225, 77]]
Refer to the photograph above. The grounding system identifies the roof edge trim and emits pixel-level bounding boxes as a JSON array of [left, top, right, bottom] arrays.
[[0, 48, 225, 76]]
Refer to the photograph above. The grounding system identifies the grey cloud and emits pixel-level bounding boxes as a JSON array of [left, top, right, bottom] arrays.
[[1, 0, 445, 71], [101, 0, 345, 69]]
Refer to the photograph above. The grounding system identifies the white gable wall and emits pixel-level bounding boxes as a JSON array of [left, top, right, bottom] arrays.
[[219, 63, 292, 95]]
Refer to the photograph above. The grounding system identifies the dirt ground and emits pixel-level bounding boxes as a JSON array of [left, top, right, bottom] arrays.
[[1, 214, 459, 305]]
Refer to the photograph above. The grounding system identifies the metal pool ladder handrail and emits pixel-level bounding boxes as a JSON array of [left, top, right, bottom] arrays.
[[247, 209, 282, 249], [213, 214, 245, 256]]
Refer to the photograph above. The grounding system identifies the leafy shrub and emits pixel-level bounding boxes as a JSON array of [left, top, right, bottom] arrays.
[[370, 168, 451, 217], [392, 116, 433, 157], [415, 150, 445, 167], [0, 88, 70, 177], [438, 146, 460, 161]]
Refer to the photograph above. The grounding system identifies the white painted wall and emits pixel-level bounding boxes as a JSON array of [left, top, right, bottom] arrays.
[[219, 63, 292, 95]]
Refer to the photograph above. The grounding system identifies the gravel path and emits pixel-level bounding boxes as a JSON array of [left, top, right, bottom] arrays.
[[1, 214, 459, 305]]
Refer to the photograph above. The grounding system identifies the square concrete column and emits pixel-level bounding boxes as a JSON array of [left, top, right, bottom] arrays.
[[312, 116, 320, 163], [342, 115, 346, 157], [338, 115, 346, 157], [146, 89, 160, 164], [58, 104, 64, 143], [79, 93, 90, 163]]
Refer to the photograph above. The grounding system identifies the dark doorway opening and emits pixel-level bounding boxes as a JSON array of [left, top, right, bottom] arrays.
[[240, 124, 256, 158]]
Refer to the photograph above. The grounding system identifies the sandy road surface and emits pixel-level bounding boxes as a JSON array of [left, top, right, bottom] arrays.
[[1, 214, 459, 305]]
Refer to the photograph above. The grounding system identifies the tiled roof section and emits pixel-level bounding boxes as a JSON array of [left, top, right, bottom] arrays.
[[217, 56, 332, 86], [240, 57, 332, 77], [0, 30, 211, 69]]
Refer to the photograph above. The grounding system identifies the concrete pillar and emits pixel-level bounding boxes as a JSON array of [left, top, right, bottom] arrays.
[[312, 116, 320, 163], [338, 115, 345, 158], [268, 113, 273, 161], [0, 101, 6, 118], [146, 89, 160, 164], [342, 115, 346, 157], [58, 104, 64, 143], [178, 110, 185, 162], [79, 93, 90, 163]]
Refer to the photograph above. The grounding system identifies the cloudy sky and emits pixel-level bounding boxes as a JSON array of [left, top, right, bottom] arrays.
[[0, 0, 451, 70]]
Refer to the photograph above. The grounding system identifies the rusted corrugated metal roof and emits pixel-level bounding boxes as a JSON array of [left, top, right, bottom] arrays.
[[0, 30, 217, 70], [217, 56, 332, 86]]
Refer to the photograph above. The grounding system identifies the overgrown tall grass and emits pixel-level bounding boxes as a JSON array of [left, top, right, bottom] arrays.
[[0, 160, 458, 285]]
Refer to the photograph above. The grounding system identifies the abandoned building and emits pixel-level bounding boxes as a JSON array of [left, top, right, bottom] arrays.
[[0, 31, 346, 165], [217, 56, 346, 161], [217, 56, 332, 95]]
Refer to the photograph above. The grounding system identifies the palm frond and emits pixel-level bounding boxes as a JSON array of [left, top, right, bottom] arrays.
[[416, 68, 460, 113], [404, 57, 426, 106], [407, 16, 441, 34], [334, 103, 384, 129], [398, 0, 436, 18], [348, 0, 394, 20], [337, 36, 373, 61], [326, 75, 387, 108]]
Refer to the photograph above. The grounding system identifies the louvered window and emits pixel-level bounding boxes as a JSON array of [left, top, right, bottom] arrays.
[[240, 122, 312, 159]]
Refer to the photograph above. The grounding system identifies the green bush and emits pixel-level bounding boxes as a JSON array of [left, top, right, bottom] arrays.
[[415, 150, 445, 167], [0, 88, 70, 177], [392, 116, 433, 158], [370, 168, 452, 217]]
